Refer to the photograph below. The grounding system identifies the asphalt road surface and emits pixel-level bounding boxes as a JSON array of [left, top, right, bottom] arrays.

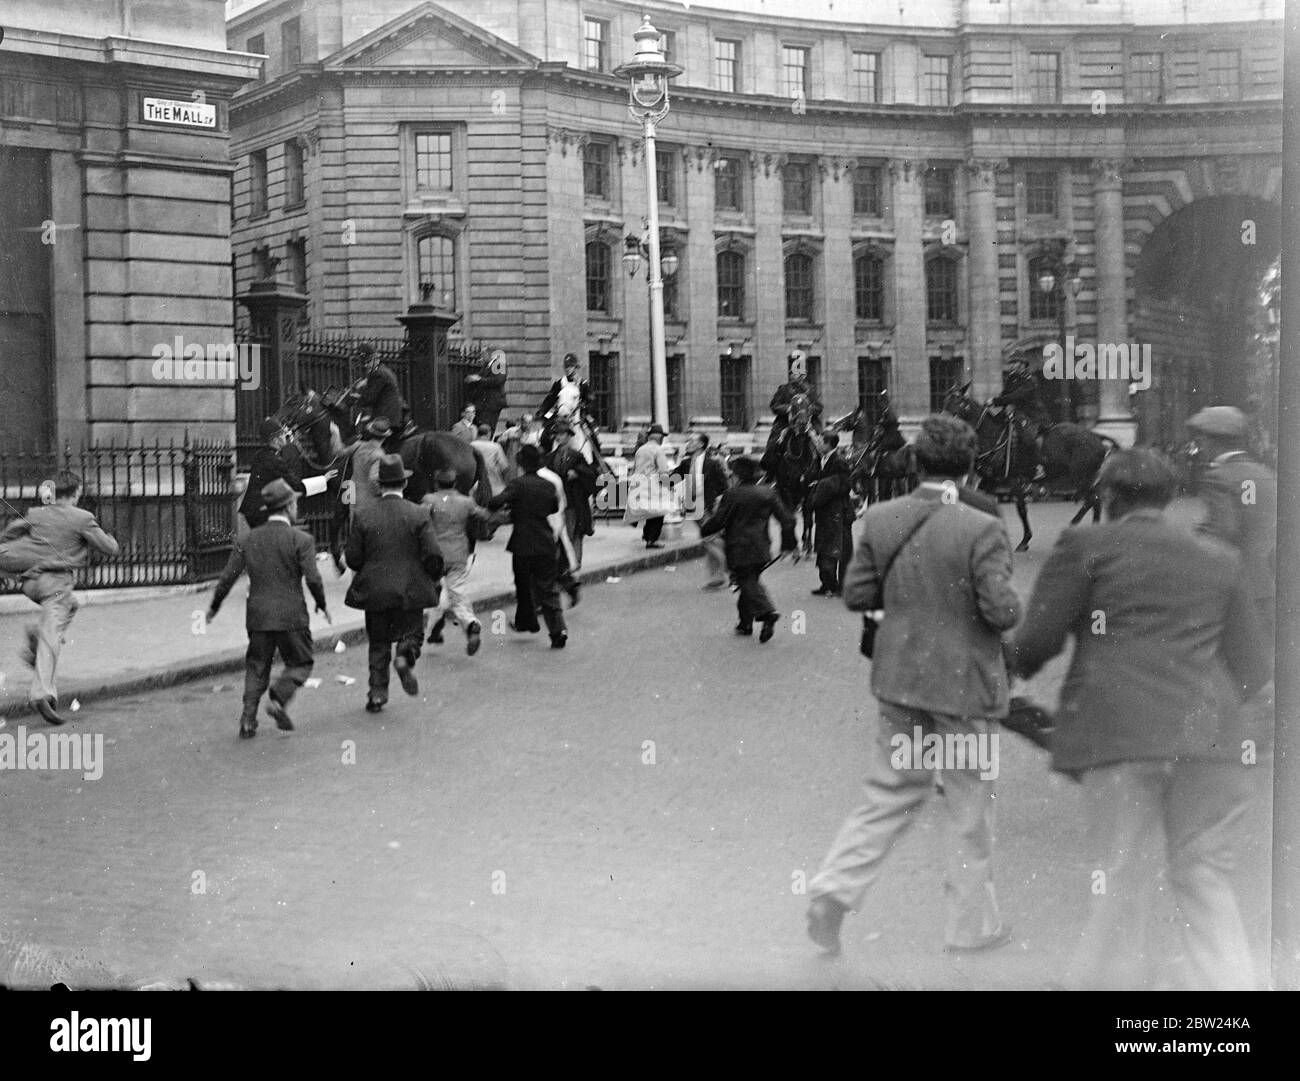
[[1, 499, 1248, 989]]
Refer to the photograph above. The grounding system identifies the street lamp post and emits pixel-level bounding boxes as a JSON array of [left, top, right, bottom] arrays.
[[1036, 243, 1084, 423], [613, 16, 682, 432], [623, 224, 679, 427]]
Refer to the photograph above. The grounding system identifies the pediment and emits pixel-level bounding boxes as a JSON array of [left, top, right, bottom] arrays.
[[326, 2, 537, 70]]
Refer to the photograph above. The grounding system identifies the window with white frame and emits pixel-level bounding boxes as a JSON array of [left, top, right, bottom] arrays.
[[417, 234, 456, 310], [715, 39, 740, 92], [782, 46, 810, 99], [583, 17, 608, 72], [852, 51, 881, 103]]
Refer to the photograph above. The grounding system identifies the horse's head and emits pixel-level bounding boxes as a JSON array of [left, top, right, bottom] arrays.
[[789, 392, 813, 432], [942, 382, 976, 421]]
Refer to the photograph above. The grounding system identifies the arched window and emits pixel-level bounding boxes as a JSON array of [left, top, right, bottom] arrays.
[[854, 253, 884, 321], [1027, 254, 1059, 321], [717, 249, 746, 319], [925, 257, 958, 322], [586, 241, 611, 313], [784, 252, 814, 321], [417, 234, 456, 309]]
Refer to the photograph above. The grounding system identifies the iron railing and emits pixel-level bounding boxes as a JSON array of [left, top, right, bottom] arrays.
[[0, 438, 235, 591]]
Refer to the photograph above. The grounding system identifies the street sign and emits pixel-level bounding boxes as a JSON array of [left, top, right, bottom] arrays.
[[141, 97, 217, 129]]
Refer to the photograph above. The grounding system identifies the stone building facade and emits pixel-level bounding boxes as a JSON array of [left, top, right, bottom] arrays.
[[0, 0, 259, 450], [226, 0, 1282, 444]]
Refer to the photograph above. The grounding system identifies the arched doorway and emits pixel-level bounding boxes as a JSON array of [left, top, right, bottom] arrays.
[[1131, 195, 1279, 450]]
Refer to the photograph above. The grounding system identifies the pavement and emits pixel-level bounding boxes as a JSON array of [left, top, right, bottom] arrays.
[[0, 519, 703, 717]]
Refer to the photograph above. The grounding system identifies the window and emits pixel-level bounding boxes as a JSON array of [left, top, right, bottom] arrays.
[[587, 352, 616, 429], [1027, 255, 1059, 321], [717, 250, 745, 319], [926, 259, 958, 322], [923, 166, 954, 218], [720, 354, 750, 429], [783, 161, 813, 215], [284, 139, 305, 206], [857, 357, 891, 424], [659, 30, 677, 67], [247, 34, 266, 82], [852, 164, 882, 216], [1025, 170, 1057, 216], [281, 17, 301, 70], [417, 235, 456, 310], [286, 237, 307, 296], [715, 156, 743, 212], [1029, 52, 1060, 103], [582, 17, 608, 72], [805, 356, 823, 400], [657, 149, 676, 207], [1129, 52, 1163, 103], [1207, 49, 1240, 99], [583, 141, 610, 200], [253, 244, 274, 280], [782, 46, 811, 99], [784, 252, 814, 321], [662, 251, 680, 320], [854, 254, 884, 321], [249, 148, 268, 215], [666, 355, 685, 433], [715, 39, 740, 92], [922, 55, 951, 105], [852, 51, 881, 103], [415, 132, 453, 191], [585, 241, 611, 313], [929, 357, 964, 413]]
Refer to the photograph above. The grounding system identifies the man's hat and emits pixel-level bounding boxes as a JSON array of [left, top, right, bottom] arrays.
[[1186, 406, 1248, 440], [377, 454, 413, 485], [563, 352, 579, 367], [355, 342, 375, 359], [364, 417, 393, 439], [434, 467, 458, 486], [259, 417, 282, 441], [260, 478, 297, 511], [647, 423, 665, 437]]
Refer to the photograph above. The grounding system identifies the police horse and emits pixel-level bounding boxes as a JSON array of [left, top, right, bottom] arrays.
[[942, 383, 1114, 551], [761, 391, 819, 555], [829, 398, 917, 506]]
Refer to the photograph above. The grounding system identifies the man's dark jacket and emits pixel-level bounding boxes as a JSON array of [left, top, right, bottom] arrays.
[[539, 377, 591, 417], [239, 445, 307, 527], [210, 519, 326, 631], [549, 444, 597, 537], [770, 381, 824, 422], [699, 481, 796, 567], [487, 473, 560, 557], [358, 363, 407, 429], [1010, 509, 1272, 773], [465, 372, 507, 415], [807, 452, 853, 560], [344, 495, 443, 611], [672, 450, 727, 514]]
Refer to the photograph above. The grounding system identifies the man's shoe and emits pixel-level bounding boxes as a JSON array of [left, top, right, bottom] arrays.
[[944, 924, 1013, 954], [734, 623, 753, 636], [426, 616, 445, 645], [702, 580, 726, 591], [239, 720, 257, 739], [810, 588, 834, 597], [394, 655, 419, 697], [508, 620, 539, 634], [645, 542, 664, 549], [807, 896, 847, 955], [566, 582, 581, 607], [365, 695, 386, 714], [267, 699, 294, 732], [759, 614, 780, 643], [466, 622, 482, 656], [550, 633, 567, 649], [33, 696, 65, 726]]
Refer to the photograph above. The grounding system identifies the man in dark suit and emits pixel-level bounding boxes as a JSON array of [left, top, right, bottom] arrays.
[[699, 456, 796, 642], [353, 342, 408, 432], [487, 443, 569, 648], [538, 353, 591, 422], [345, 455, 444, 712], [239, 418, 333, 531], [546, 415, 597, 570], [806, 414, 1021, 956], [208, 479, 331, 739], [673, 432, 729, 589], [807, 431, 854, 596], [1009, 448, 1272, 990]]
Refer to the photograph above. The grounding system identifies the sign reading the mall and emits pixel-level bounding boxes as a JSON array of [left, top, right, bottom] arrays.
[[141, 97, 217, 129]]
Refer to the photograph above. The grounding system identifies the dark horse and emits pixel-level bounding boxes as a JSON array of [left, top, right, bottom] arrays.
[[276, 387, 490, 566], [942, 383, 1114, 551], [761, 391, 818, 554], [829, 399, 917, 505]]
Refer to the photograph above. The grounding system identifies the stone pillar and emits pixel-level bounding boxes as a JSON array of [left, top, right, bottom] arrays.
[[398, 300, 461, 431], [753, 152, 785, 433], [822, 156, 856, 416], [965, 157, 1004, 402], [1091, 158, 1135, 445], [685, 145, 722, 430], [890, 158, 928, 422], [237, 275, 308, 408]]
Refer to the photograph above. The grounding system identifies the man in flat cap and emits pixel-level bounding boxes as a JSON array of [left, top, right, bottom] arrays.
[[208, 478, 331, 739]]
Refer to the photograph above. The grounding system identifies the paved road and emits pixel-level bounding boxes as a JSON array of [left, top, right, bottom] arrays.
[[0, 498, 1249, 989]]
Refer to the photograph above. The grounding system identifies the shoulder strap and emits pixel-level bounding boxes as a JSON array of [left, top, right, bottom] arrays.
[[879, 503, 941, 590]]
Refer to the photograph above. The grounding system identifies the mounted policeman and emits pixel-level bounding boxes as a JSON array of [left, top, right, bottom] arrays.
[[768, 350, 824, 444]]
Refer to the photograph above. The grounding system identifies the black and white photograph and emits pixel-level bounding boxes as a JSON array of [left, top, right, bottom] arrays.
[[0, 0, 1294, 1039]]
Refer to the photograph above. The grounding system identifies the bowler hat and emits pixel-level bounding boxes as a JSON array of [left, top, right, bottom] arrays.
[[377, 454, 413, 486], [563, 353, 579, 366], [260, 478, 297, 511], [364, 417, 393, 439], [1186, 406, 1248, 440], [647, 424, 665, 437]]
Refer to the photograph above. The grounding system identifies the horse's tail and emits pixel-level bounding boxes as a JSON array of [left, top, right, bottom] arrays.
[[471, 444, 491, 507]]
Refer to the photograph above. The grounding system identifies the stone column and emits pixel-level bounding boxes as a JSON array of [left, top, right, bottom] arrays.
[[685, 145, 723, 430], [890, 158, 928, 422], [1091, 158, 1134, 445], [753, 152, 785, 433], [965, 157, 1004, 402], [398, 300, 460, 431], [821, 156, 856, 416]]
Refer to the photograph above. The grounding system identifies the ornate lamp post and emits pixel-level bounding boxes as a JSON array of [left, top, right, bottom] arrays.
[[1035, 243, 1084, 423], [613, 15, 682, 431], [622, 222, 680, 425]]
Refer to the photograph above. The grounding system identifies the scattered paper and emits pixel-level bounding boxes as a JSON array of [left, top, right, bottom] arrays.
[[70, 699, 81, 712], [605, 576, 621, 584], [333, 640, 346, 653], [303, 678, 322, 689], [336, 675, 356, 686], [212, 684, 227, 693], [665, 566, 675, 572]]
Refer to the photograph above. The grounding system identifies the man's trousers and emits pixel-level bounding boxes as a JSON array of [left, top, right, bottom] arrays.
[[730, 563, 777, 630], [241, 627, 314, 725], [21, 571, 79, 705], [701, 532, 726, 586], [432, 561, 476, 629], [511, 552, 566, 637], [809, 701, 1003, 950], [364, 609, 425, 700], [1066, 758, 1257, 991]]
